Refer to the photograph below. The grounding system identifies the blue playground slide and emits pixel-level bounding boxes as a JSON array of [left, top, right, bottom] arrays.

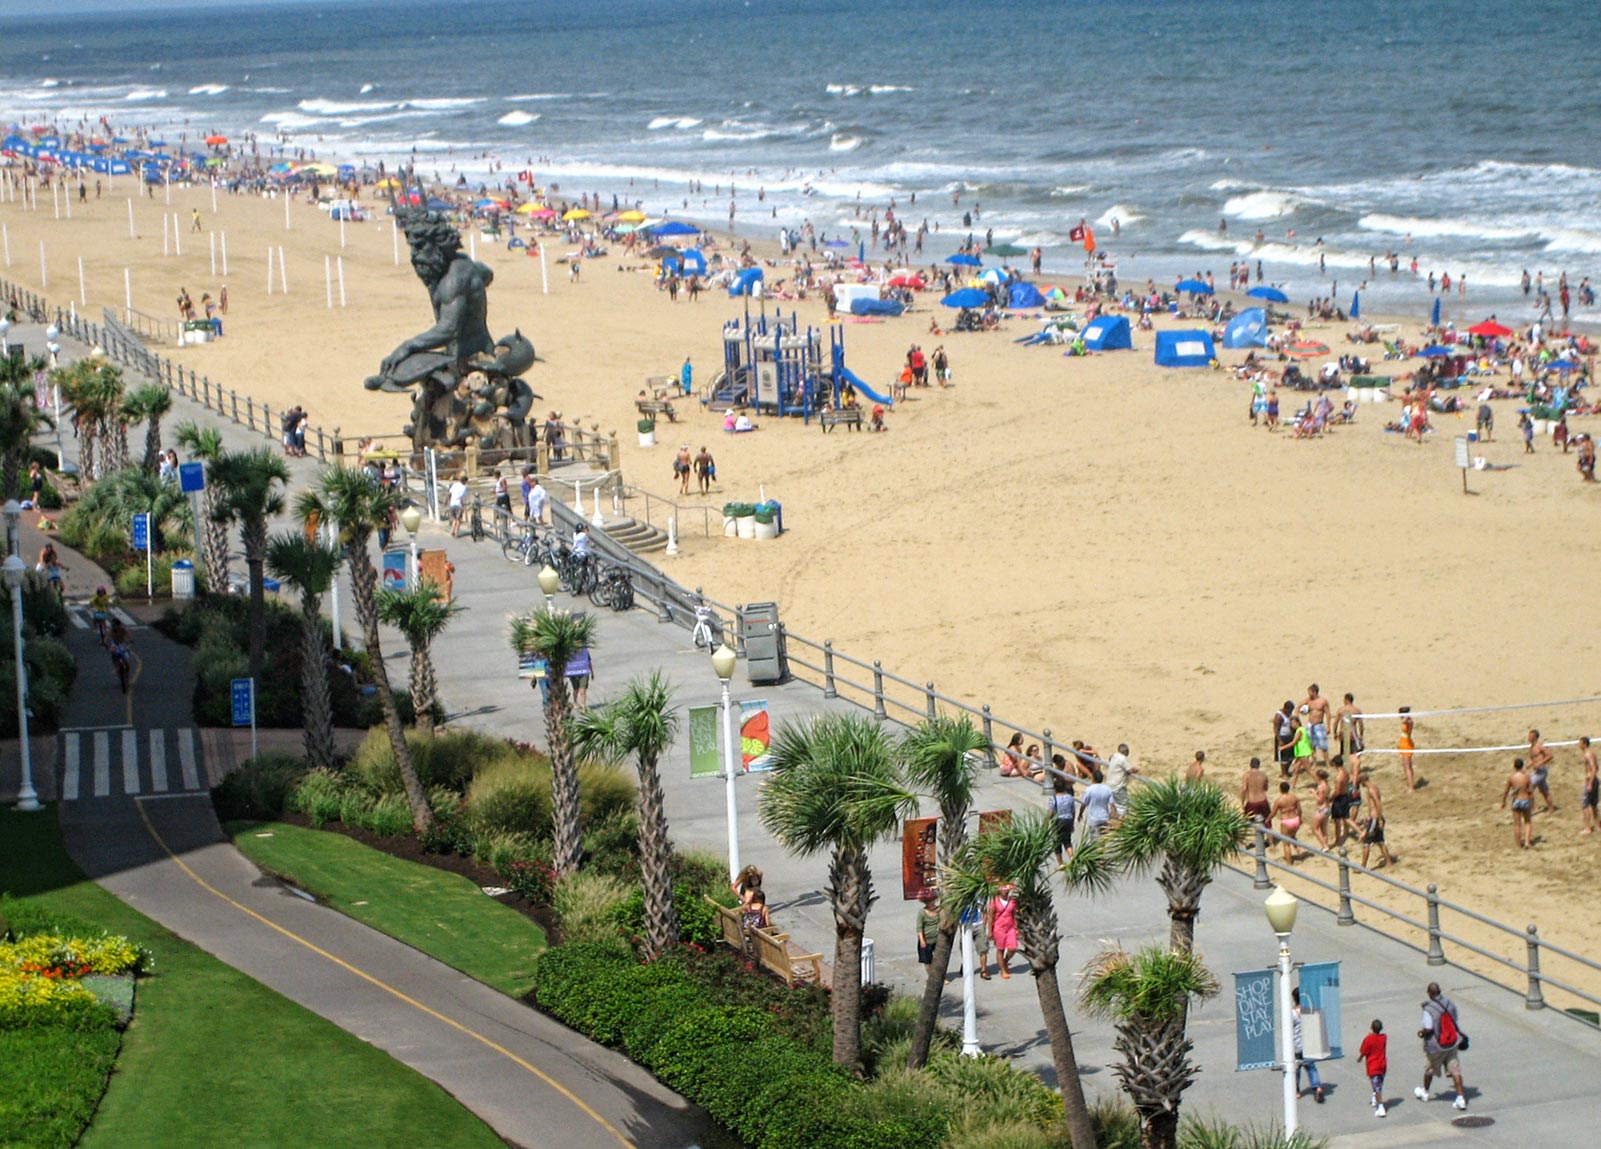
[[837, 366, 894, 406]]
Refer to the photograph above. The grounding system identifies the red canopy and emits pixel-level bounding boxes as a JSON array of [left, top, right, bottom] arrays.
[[1468, 320, 1513, 338]]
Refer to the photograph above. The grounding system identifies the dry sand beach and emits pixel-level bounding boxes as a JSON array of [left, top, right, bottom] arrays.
[[6, 173, 1601, 1001]]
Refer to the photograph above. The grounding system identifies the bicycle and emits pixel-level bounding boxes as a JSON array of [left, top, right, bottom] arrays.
[[110, 644, 131, 694], [587, 562, 634, 611], [691, 604, 722, 650], [502, 523, 546, 565]]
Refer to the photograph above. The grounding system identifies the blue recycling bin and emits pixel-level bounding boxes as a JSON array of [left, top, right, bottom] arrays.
[[767, 500, 782, 535]]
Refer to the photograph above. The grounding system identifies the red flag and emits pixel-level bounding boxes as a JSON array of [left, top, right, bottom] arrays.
[[1083, 226, 1096, 253], [1068, 223, 1086, 243]]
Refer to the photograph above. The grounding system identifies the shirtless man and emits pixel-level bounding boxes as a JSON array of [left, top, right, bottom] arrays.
[[1303, 684, 1334, 768], [1526, 729, 1556, 813], [1186, 750, 1207, 782], [1334, 692, 1365, 771], [1501, 758, 1535, 849], [1329, 754, 1353, 847], [1241, 757, 1272, 824], [1359, 774, 1395, 868], [1581, 737, 1599, 836]]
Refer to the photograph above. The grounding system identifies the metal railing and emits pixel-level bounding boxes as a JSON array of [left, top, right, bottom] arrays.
[[119, 306, 181, 344]]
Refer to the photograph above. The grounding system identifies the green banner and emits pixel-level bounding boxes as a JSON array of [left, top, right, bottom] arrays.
[[689, 705, 721, 778]]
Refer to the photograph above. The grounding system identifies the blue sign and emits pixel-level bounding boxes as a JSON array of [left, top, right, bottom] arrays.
[[230, 678, 254, 728], [1299, 961, 1344, 1060], [179, 462, 206, 493], [1234, 969, 1277, 1072], [131, 513, 150, 552]]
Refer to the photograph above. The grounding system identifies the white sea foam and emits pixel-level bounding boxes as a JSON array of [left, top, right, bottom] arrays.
[[498, 111, 539, 127], [1096, 204, 1144, 227], [359, 83, 376, 94], [339, 110, 438, 128], [829, 133, 863, 152], [504, 93, 570, 102], [869, 84, 913, 93], [703, 128, 770, 142], [187, 84, 229, 96], [1358, 213, 1533, 242], [298, 97, 394, 115], [1050, 186, 1090, 197], [648, 116, 702, 130], [124, 88, 168, 101], [39, 79, 59, 89], [1223, 191, 1304, 220], [405, 97, 485, 110]]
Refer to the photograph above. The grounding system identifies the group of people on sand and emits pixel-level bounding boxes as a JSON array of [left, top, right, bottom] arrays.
[[1500, 730, 1600, 848]]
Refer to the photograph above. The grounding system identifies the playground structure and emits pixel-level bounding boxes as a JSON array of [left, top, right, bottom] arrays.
[[708, 312, 892, 420]]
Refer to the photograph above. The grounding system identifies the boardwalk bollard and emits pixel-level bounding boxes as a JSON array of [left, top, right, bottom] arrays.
[[1525, 925, 1546, 1010], [247, 395, 255, 431], [229, 390, 240, 423], [656, 572, 672, 624], [1426, 885, 1446, 965], [822, 641, 837, 698], [982, 705, 995, 765], [1336, 849, 1356, 925], [1252, 824, 1272, 889], [925, 682, 937, 720], [872, 661, 887, 720], [1042, 728, 1055, 785]]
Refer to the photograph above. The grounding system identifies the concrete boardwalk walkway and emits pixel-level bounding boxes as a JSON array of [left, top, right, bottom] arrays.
[[21, 319, 1601, 1146]]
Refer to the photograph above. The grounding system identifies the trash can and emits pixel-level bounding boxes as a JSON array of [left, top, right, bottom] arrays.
[[740, 601, 788, 684], [171, 559, 195, 600]]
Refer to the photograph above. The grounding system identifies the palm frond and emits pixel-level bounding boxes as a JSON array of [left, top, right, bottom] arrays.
[[1078, 945, 1220, 1024], [900, 714, 988, 816], [759, 713, 914, 857], [1108, 778, 1250, 876], [265, 531, 342, 595]]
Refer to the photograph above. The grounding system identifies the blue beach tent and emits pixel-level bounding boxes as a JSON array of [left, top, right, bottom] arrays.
[[850, 297, 905, 317], [1154, 330, 1217, 367], [1007, 282, 1046, 309], [650, 220, 700, 237], [1080, 315, 1132, 351], [1222, 308, 1268, 349], [728, 267, 764, 296]]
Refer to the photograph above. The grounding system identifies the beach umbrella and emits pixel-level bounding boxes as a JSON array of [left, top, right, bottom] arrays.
[[475, 197, 509, 210], [618, 209, 647, 222], [1044, 286, 1067, 300], [613, 222, 643, 234], [650, 220, 700, 236], [645, 245, 678, 259], [945, 253, 981, 267], [375, 177, 403, 189], [1247, 285, 1289, 304], [562, 208, 591, 221], [978, 268, 1007, 284], [1350, 291, 1361, 320], [303, 162, 338, 177], [513, 201, 543, 214], [985, 244, 1028, 258], [1468, 320, 1514, 338], [1542, 358, 1581, 371], [1431, 296, 1442, 328], [204, 135, 228, 146], [941, 287, 990, 309], [888, 273, 925, 288], [267, 161, 296, 174], [1175, 278, 1213, 294], [527, 206, 557, 218], [822, 238, 850, 248], [1418, 345, 1453, 357]]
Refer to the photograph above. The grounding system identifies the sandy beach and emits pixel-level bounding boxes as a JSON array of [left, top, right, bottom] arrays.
[[5, 168, 1601, 1002]]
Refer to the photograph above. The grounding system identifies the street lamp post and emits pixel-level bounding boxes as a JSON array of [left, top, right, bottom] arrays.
[[960, 910, 981, 1056], [711, 642, 741, 880], [0, 317, 10, 356], [399, 504, 422, 587], [4, 554, 38, 811], [1265, 885, 1300, 1136], [2, 499, 20, 578], [537, 564, 559, 615]]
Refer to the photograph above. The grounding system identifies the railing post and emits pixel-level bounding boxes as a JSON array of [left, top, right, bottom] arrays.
[[1042, 728, 1055, 782], [734, 603, 745, 655], [822, 641, 837, 698], [656, 571, 672, 623], [925, 681, 936, 720], [1426, 884, 1446, 965], [871, 660, 887, 721], [246, 394, 256, 430], [1252, 824, 1272, 890], [981, 705, 995, 765], [202, 377, 212, 408], [1336, 848, 1356, 925], [229, 390, 239, 423], [1525, 925, 1546, 1010]]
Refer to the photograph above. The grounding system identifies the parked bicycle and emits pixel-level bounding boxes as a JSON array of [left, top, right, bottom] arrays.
[[691, 603, 723, 650], [588, 562, 635, 611]]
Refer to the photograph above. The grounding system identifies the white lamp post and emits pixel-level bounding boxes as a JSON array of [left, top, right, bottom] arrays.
[[399, 504, 422, 588], [4, 552, 38, 811], [537, 564, 559, 615], [2, 499, 19, 572], [960, 908, 981, 1056], [1265, 885, 1300, 1136], [711, 642, 741, 880], [46, 340, 60, 369], [0, 318, 10, 355]]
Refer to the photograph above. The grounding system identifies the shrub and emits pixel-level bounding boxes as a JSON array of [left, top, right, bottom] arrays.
[[18, 573, 68, 638], [672, 848, 730, 896], [649, 1006, 775, 1096], [551, 871, 633, 945], [36, 477, 63, 510], [114, 552, 192, 599], [352, 727, 523, 798], [465, 757, 552, 838], [211, 753, 308, 821], [287, 768, 349, 828], [581, 808, 640, 875], [926, 1051, 1063, 1129], [839, 1068, 954, 1146], [610, 884, 729, 951], [0, 968, 116, 1031], [472, 830, 543, 874]]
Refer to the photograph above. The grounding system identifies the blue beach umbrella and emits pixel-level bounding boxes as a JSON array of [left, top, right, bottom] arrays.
[[941, 287, 990, 309], [1246, 285, 1290, 304], [1351, 291, 1361, 320], [945, 253, 981, 267], [1418, 346, 1453, 357], [1543, 359, 1581, 372], [1431, 296, 1441, 327], [1175, 278, 1212, 295], [649, 220, 700, 237]]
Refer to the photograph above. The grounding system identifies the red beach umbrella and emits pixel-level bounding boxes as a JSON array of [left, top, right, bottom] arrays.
[[1468, 320, 1513, 338]]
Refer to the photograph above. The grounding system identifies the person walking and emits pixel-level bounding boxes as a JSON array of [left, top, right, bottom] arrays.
[[693, 445, 715, 495], [987, 884, 1019, 979], [1415, 983, 1469, 1111], [1292, 988, 1325, 1104], [915, 896, 939, 966], [1047, 772, 1077, 865], [1359, 1019, 1389, 1117]]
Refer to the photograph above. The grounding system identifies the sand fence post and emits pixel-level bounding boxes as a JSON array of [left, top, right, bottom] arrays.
[[53, 180, 60, 220], [211, 181, 217, 214], [539, 240, 548, 295], [337, 256, 346, 308], [77, 256, 85, 305], [173, 213, 181, 257], [1426, 885, 1446, 966], [163, 213, 170, 257], [324, 256, 332, 309], [38, 241, 46, 290], [1335, 849, 1356, 924], [278, 247, 288, 294], [64, 180, 72, 219], [221, 231, 228, 275], [1525, 926, 1546, 1010], [127, 198, 136, 239], [872, 661, 887, 721], [339, 214, 346, 249], [822, 641, 837, 698], [266, 247, 274, 295], [1252, 824, 1272, 889], [469, 231, 477, 261]]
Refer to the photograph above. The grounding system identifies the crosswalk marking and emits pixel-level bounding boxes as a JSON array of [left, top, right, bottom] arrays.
[[178, 728, 199, 791], [62, 733, 80, 801], [149, 729, 167, 792], [93, 732, 110, 797], [66, 606, 141, 631], [121, 729, 139, 795]]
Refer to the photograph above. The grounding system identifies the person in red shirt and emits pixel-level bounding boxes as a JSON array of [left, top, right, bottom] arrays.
[[1359, 1018, 1389, 1117]]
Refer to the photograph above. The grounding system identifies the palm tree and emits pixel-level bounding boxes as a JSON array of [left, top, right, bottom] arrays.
[[122, 384, 174, 472], [53, 358, 124, 482], [376, 579, 458, 738], [266, 530, 343, 769], [208, 448, 289, 681], [174, 421, 230, 590], [900, 714, 990, 1069], [1105, 779, 1250, 955], [573, 671, 679, 958], [1079, 945, 1220, 1149], [0, 377, 53, 501], [308, 470, 432, 832], [942, 812, 1110, 1149], [759, 713, 917, 1072], [508, 608, 597, 876]]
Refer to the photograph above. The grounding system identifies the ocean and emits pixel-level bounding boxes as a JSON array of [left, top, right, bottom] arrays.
[[3, 0, 1599, 319]]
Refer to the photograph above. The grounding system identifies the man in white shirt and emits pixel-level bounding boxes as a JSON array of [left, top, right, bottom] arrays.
[[572, 522, 590, 559], [1079, 773, 1115, 843], [1104, 743, 1137, 810], [527, 476, 548, 525], [447, 476, 468, 538]]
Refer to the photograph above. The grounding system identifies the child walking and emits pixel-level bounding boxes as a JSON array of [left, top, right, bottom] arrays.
[[1359, 1018, 1388, 1117]]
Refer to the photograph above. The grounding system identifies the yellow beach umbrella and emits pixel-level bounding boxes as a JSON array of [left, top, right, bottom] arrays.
[[375, 177, 403, 189], [515, 201, 544, 215], [562, 208, 591, 221], [302, 162, 338, 177], [617, 209, 646, 222]]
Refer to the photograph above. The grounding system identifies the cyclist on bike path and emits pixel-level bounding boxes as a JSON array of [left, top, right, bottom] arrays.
[[108, 617, 135, 692], [90, 586, 113, 645]]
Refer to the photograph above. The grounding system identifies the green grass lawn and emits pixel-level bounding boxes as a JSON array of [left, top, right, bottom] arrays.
[[0, 807, 509, 1149], [227, 820, 546, 997]]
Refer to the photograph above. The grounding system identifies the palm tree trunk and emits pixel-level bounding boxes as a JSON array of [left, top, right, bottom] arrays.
[[542, 669, 582, 875], [299, 594, 336, 769], [1032, 959, 1098, 1149], [634, 751, 679, 958], [1141, 1107, 1178, 1149], [143, 420, 160, 472], [200, 488, 229, 592], [411, 637, 435, 737], [908, 922, 957, 1069], [828, 846, 872, 1072], [1, 451, 19, 502], [347, 539, 433, 831], [244, 521, 267, 680]]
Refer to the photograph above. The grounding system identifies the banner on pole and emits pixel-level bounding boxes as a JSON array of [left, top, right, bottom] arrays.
[[1298, 961, 1344, 1060], [380, 548, 407, 591], [901, 816, 939, 901], [1233, 969, 1277, 1071], [688, 704, 720, 778], [737, 699, 773, 772]]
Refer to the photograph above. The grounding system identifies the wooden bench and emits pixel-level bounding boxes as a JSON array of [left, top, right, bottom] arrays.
[[645, 376, 679, 400], [636, 398, 679, 423], [704, 897, 825, 988], [819, 408, 863, 433]]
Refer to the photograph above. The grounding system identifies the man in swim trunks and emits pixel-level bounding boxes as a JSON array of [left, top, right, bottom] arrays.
[[1329, 754, 1353, 847], [1359, 774, 1395, 869], [1501, 758, 1535, 849], [1241, 757, 1272, 824], [1335, 692, 1365, 770], [1303, 684, 1333, 768], [1272, 701, 1296, 773], [1526, 729, 1556, 813], [1581, 737, 1599, 836]]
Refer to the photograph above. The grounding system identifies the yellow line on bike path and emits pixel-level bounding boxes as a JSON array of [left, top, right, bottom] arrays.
[[131, 798, 636, 1149]]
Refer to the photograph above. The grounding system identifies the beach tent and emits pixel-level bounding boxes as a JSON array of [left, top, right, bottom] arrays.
[[850, 297, 905, 317], [1080, 315, 1132, 351], [677, 248, 707, 276], [1222, 308, 1268, 349], [1007, 282, 1046, 309], [728, 267, 764, 297], [1154, 330, 1217, 367], [650, 220, 700, 237]]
